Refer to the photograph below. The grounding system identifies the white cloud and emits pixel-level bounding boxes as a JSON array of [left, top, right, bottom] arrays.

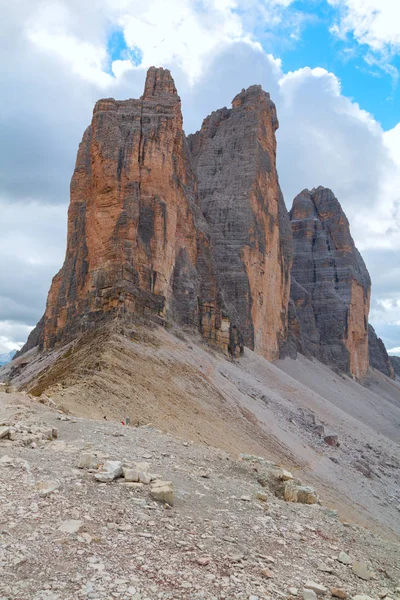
[[328, 0, 400, 54], [0, 323, 33, 353]]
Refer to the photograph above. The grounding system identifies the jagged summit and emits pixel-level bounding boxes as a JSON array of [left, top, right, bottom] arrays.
[[142, 66, 177, 97]]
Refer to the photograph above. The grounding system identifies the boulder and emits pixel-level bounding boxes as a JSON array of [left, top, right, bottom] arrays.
[[283, 481, 319, 504], [94, 461, 123, 482], [78, 452, 99, 470], [352, 561, 371, 581], [150, 480, 174, 506]]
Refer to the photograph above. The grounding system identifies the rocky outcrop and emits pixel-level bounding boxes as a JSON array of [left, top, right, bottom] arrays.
[[368, 325, 395, 379], [289, 187, 371, 379], [188, 86, 292, 361], [21, 68, 242, 357]]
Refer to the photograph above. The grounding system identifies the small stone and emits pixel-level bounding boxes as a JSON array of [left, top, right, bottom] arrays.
[[280, 469, 293, 481], [0, 426, 10, 439], [304, 582, 327, 596], [197, 557, 211, 566], [150, 480, 174, 506], [318, 564, 334, 573], [352, 596, 374, 600], [324, 434, 339, 447], [303, 591, 318, 600], [58, 519, 83, 534], [36, 481, 60, 497], [288, 588, 298, 596], [352, 561, 371, 581], [331, 588, 347, 599], [124, 482, 145, 489], [240, 495, 252, 501], [261, 568, 273, 578], [337, 551, 352, 565], [123, 467, 140, 482], [255, 492, 268, 502], [139, 471, 152, 485], [78, 452, 99, 470]]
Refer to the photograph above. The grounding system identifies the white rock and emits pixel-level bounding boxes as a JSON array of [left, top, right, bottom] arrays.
[[338, 551, 352, 565], [352, 561, 371, 581], [139, 471, 151, 485], [283, 481, 319, 504], [36, 481, 60, 497], [122, 467, 140, 482], [150, 480, 174, 506], [304, 582, 327, 596], [94, 460, 123, 482], [280, 469, 293, 481], [78, 452, 99, 470], [0, 426, 10, 439], [288, 588, 298, 596], [303, 590, 318, 600], [58, 519, 83, 534]]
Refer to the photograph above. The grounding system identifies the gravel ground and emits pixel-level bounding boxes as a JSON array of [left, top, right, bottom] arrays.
[[1, 392, 399, 600]]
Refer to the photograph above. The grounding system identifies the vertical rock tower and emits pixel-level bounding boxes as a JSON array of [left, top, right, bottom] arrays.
[[26, 68, 241, 354], [289, 187, 371, 379], [188, 86, 293, 361]]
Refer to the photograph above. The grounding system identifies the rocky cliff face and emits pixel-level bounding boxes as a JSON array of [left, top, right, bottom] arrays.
[[289, 187, 371, 379], [390, 355, 400, 379], [19, 68, 386, 382], [368, 325, 395, 378], [188, 86, 292, 362], [21, 70, 292, 362], [22, 68, 242, 356]]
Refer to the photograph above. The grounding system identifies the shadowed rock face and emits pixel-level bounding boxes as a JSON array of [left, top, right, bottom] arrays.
[[391, 355, 400, 378], [289, 187, 371, 379], [21, 67, 242, 356], [188, 86, 293, 362], [368, 325, 395, 378]]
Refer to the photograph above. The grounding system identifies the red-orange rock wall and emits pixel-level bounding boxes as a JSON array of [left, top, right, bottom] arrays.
[[34, 68, 240, 356]]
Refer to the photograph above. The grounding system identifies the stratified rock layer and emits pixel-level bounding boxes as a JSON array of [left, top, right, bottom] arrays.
[[368, 325, 395, 378], [23, 68, 242, 356], [188, 87, 292, 361], [289, 187, 371, 379]]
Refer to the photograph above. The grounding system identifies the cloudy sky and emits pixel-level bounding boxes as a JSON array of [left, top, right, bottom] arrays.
[[1, 0, 400, 354]]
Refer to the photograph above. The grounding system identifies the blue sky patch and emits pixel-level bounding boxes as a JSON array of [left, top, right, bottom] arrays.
[[259, 0, 399, 131], [106, 29, 143, 75]]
